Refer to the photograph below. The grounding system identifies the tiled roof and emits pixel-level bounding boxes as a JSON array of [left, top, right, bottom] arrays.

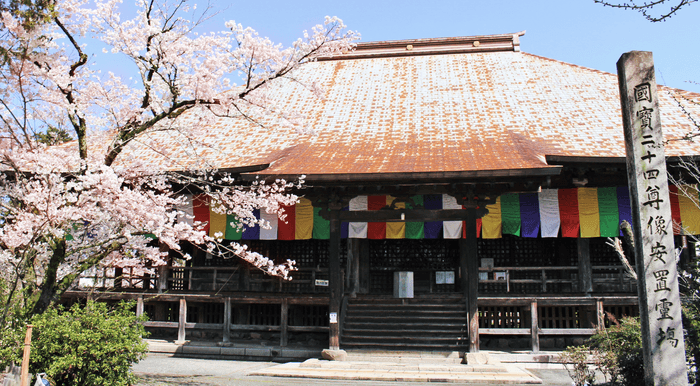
[[117, 34, 700, 181]]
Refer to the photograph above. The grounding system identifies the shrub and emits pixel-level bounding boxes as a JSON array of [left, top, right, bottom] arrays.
[[20, 301, 148, 386], [587, 316, 643, 386], [559, 345, 597, 386]]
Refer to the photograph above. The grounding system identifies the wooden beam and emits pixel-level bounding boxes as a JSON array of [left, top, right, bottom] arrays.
[[338, 209, 473, 222]]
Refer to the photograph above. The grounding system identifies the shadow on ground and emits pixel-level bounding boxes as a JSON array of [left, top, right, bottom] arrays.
[[136, 374, 220, 386]]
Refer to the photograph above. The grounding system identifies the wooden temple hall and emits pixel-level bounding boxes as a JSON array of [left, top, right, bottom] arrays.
[[65, 32, 700, 353]]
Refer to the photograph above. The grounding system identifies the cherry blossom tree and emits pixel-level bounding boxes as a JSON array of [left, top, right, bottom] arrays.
[[0, 0, 358, 320]]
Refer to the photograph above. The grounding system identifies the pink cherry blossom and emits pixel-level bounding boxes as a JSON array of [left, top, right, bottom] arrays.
[[0, 0, 357, 315]]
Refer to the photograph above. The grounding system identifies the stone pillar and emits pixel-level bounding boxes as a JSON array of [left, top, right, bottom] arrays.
[[618, 51, 687, 385]]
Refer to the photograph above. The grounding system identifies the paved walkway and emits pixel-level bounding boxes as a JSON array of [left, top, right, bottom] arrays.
[[249, 358, 543, 384], [134, 346, 586, 385]]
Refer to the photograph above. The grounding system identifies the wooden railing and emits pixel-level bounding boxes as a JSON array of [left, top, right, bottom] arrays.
[[73, 266, 331, 294], [479, 265, 636, 293], [477, 295, 639, 352], [136, 295, 329, 347]]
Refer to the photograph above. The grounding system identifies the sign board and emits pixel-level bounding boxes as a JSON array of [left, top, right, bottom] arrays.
[[329, 312, 337, 324], [435, 271, 455, 284], [314, 279, 329, 287], [617, 51, 687, 385]]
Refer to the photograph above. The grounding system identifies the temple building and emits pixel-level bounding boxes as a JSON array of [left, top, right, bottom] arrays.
[[65, 32, 700, 354]]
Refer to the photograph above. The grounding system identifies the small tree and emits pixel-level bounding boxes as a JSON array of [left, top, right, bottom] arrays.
[[2, 301, 148, 386]]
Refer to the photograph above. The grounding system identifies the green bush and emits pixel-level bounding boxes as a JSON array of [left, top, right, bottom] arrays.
[[559, 345, 597, 386], [587, 316, 643, 386], [5, 301, 149, 386]]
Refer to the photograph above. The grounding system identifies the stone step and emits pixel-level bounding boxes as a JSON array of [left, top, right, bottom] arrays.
[[333, 350, 464, 364], [343, 328, 466, 336], [340, 341, 468, 350]]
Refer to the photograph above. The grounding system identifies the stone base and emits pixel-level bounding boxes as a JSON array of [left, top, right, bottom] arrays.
[[321, 349, 347, 361], [465, 352, 501, 365]]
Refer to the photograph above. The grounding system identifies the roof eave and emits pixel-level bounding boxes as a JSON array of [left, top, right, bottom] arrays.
[[241, 166, 562, 184]]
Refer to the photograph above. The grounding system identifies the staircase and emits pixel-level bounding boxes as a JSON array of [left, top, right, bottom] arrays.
[[340, 295, 468, 350]]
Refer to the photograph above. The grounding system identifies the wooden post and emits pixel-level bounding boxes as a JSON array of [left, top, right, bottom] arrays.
[[596, 299, 605, 330], [328, 206, 342, 350], [136, 296, 144, 317], [280, 298, 289, 347], [223, 297, 231, 343], [157, 266, 168, 293], [462, 206, 479, 352], [577, 238, 593, 294], [358, 239, 370, 294], [20, 324, 32, 386], [530, 301, 539, 353], [618, 51, 687, 385], [177, 297, 187, 343]]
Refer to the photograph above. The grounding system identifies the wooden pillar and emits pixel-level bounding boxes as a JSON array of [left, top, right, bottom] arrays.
[[177, 297, 187, 343], [157, 266, 168, 293], [577, 238, 593, 295], [328, 207, 342, 350], [280, 298, 289, 347], [461, 206, 479, 352], [530, 300, 540, 352], [136, 296, 144, 317], [223, 297, 231, 343], [346, 239, 360, 296], [358, 239, 370, 294], [114, 267, 123, 288], [596, 299, 605, 331]]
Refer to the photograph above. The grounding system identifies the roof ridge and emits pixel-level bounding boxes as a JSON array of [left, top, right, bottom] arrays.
[[317, 31, 526, 61]]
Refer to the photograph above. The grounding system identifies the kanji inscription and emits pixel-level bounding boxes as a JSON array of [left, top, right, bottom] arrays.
[[618, 51, 687, 385]]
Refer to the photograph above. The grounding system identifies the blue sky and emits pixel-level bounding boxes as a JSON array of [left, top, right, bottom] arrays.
[[192, 0, 699, 93]]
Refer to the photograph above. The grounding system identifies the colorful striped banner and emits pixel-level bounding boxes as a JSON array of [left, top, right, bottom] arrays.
[[678, 185, 700, 235], [520, 193, 540, 238], [559, 189, 580, 238], [180, 187, 700, 241], [539, 189, 560, 238], [406, 195, 424, 239], [501, 193, 521, 237], [578, 187, 600, 238], [598, 187, 619, 238], [482, 197, 502, 239]]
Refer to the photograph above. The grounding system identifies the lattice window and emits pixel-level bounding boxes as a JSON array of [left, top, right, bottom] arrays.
[[145, 302, 179, 322], [369, 239, 459, 271], [289, 305, 329, 327], [479, 306, 526, 328], [248, 304, 281, 326], [538, 306, 581, 328], [590, 238, 625, 266], [603, 305, 639, 327], [187, 302, 224, 324]]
